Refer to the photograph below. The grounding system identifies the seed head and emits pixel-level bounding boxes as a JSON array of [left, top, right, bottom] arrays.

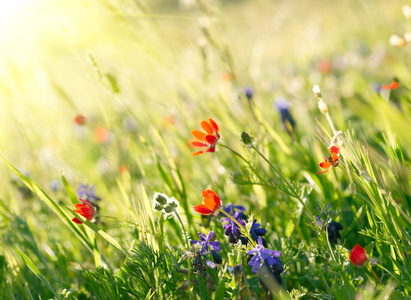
[[240, 132, 254, 148], [312, 85, 322, 98]]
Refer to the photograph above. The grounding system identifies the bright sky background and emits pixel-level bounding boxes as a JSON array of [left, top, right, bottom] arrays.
[[0, 0, 43, 36]]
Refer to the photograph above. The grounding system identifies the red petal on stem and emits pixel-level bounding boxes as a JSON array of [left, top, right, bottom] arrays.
[[204, 194, 218, 210], [331, 152, 339, 163], [209, 118, 219, 133], [330, 146, 339, 155], [350, 244, 368, 266], [205, 134, 217, 144], [79, 206, 94, 215], [72, 218, 82, 224], [191, 130, 207, 142], [192, 150, 205, 156], [316, 169, 331, 174], [319, 161, 332, 169], [193, 204, 212, 215], [201, 121, 214, 134], [190, 141, 208, 148]]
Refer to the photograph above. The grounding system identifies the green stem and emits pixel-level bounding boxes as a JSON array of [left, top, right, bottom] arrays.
[[220, 209, 256, 247], [175, 211, 190, 248], [251, 145, 314, 220], [220, 143, 309, 243], [324, 228, 336, 262]]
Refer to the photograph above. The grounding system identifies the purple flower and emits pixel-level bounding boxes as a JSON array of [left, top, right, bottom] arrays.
[[244, 87, 253, 100], [249, 220, 267, 241], [247, 236, 281, 274], [77, 183, 100, 201], [274, 97, 295, 135], [223, 204, 246, 216], [370, 258, 376, 266], [191, 231, 222, 269], [222, 211, 245, 237]]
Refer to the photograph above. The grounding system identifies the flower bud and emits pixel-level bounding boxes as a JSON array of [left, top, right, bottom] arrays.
[[240, 132, 254, 148], [312, 85, 322, 98], [154, 203, 164, 211], [154, 193, 168, 205], [318, 100, 328, 114]]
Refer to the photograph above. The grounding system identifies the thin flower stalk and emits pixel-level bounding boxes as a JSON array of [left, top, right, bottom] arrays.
[[250, 144, 315, 220], [220, 209, 256, 247], [220, 143, 309, 244]]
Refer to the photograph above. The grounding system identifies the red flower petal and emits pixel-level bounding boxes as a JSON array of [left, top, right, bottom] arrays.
[[74, 203, 84, 210], [331, 152, 339, 163], [72, 217, 82, 224], [209, 118, 219, 133], [191, 130, 207, 142], [319, 161, 332, 169], [193, 204, 213, 215], [192, 150, 205, 156], [201, 120, 214, 134], [330, 146, 339, 155], [381, 82, 400, 90], [316, 169, 331, 174], [204, 194, 218, 210], [79, 199, 94, 209], [190, 141, 209, 148], [205, 134, 217, 145], [79, 206, 94, 216], [350, 244, 368, 266]]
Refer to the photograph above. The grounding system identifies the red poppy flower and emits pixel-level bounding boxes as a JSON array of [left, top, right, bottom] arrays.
[[190, 118, 221, 156], [72, 199, 97, 224], [349, 244, 367, 266], [381, 82, 400, 90], [316, 145, 340, 174], [193, 189, 222, 215], [74, 115, 86, 125]]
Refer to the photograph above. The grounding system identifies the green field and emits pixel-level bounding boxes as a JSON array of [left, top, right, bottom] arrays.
[[0, 0, 410, 299]]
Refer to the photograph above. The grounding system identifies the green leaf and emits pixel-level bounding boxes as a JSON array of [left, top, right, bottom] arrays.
[[61, 171, 79, 205], [0, 154, 93, 252], [69, 209, 126, 254], [14, 247, 59, 299]]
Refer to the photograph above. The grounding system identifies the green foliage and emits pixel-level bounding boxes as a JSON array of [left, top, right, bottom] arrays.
[[0, 0, 410, 299]]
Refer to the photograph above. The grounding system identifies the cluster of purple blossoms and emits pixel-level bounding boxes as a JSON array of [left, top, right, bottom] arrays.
[[221, 204, 284, 282], [77, 183, 100, 202], [315, 204, 343, 244], [247, 236, 282, 275], [221, 205, 267, 246], [191, 231, 222, 269]]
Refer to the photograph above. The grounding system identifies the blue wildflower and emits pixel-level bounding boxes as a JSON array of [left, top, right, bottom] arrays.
[[222, 211, 246, 243], [249, 220, 267, 239], [275, 97, 296, 135], [49, 180, 60, 191], [314, 204, 342, 244], [77, 184, 100, 201], [244, 87, 253, 100], [247, 236, 282, 274], [191, 231, 222, 268], [223, 203, 246, 216]]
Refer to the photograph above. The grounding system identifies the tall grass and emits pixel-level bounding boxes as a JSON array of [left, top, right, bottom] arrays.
[[0, 0, 410, 298]]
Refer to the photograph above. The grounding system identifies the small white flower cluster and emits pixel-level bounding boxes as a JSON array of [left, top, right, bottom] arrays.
[[153, 192, 180, 219]]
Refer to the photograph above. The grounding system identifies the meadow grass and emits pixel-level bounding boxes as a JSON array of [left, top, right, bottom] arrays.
[[0, 0, 410, 299]]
